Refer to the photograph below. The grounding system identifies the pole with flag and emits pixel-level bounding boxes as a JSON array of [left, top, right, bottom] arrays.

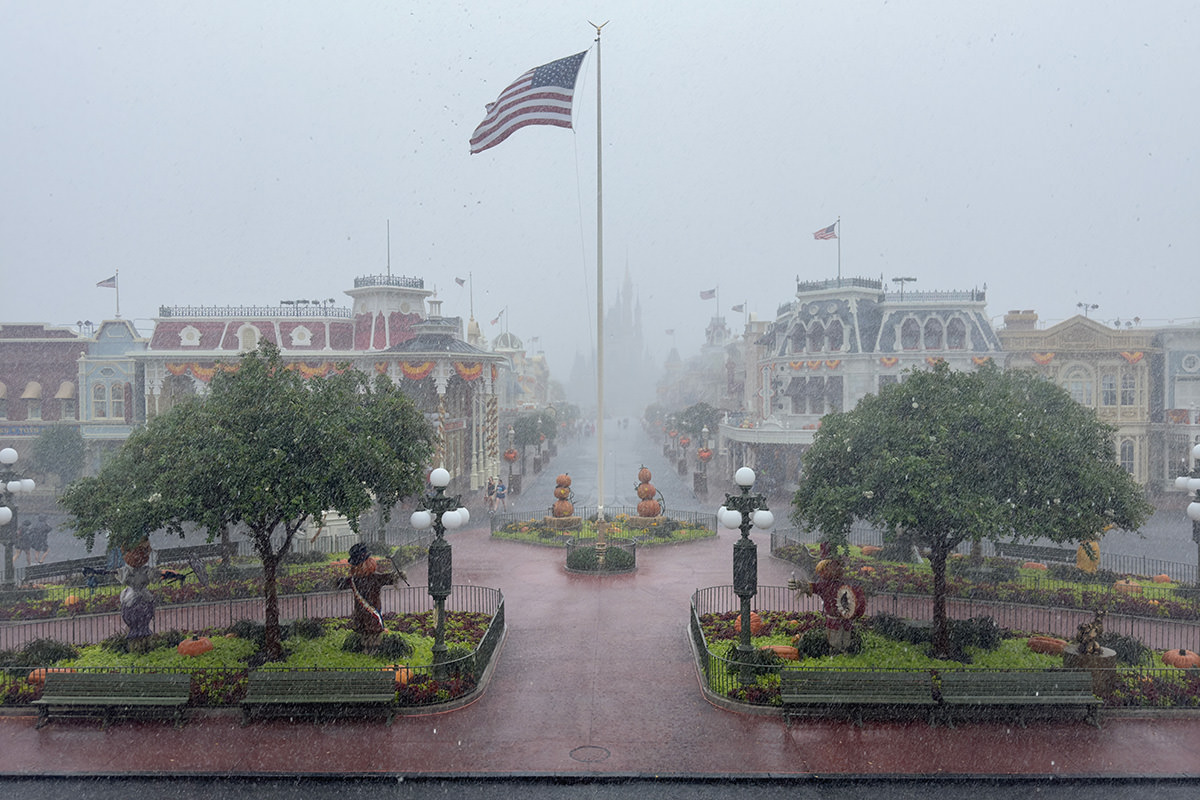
[[813, 219, 840, 281], [96, 271, 120, 317]]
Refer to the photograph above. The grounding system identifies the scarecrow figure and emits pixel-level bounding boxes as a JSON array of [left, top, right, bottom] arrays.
[[117, 540, 156, 646], [338, 543, 407, 652], [787, 542, 867, 653]]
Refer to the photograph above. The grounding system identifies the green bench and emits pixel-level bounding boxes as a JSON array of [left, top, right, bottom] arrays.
[[780, 669, 937, 726], [241, 670, 397, 726], [938, 670, 1102, 727], [994, 542, 1077, 564], [32, 672, 191, 729]]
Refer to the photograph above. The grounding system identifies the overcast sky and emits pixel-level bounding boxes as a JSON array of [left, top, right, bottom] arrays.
[[3, 1, 1197, 376]]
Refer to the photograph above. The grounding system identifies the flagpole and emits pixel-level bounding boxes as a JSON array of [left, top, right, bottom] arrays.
[[592, 20, 608, 522], [115, 269, 121, 318], [837, 217, 841, 283]]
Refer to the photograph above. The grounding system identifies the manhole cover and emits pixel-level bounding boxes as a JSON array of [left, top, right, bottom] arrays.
[[569, 745, 611, 763]]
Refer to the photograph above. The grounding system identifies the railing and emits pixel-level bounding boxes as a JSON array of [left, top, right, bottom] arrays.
[[158, 305, 352, 319], [353, 274, 425, 289]]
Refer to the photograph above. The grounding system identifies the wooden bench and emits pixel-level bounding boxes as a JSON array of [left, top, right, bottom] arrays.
[[994, 542, 1076, 564], [241, 670, 397, 726], [32, 672, 191, 729], [938, 670, 1101, 727], [780, 670, 937, 726], [21, 556, 110, 585]]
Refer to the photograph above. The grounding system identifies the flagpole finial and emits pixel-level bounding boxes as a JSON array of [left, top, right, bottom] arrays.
[[589, 20, 609, 39]]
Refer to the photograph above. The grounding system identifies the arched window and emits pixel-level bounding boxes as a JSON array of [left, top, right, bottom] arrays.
[[1101, 374, 1117, 406], [826, 320, 844, 352], [238, 324, 260, 352], [93, 383, 108, 418], [110, 383, 125, 420], [790, 326, 806, 354], [808, 322, 825, 353], [946, 318, 967, 350], [923, 318, 943, 350], [1062, 367, 1094, 406], [1121, 373, 1137, 406], [1119, 439, 1135, 474], [900, 319, 920, 350]]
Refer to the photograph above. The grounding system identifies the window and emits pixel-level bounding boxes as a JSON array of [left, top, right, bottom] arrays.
[[1101, 374, 1117, 406], [807, 323, 824, 353], [27, 400, 41, 420], [93, 383, 108, 418], [239, 324, 259, 352], [900, 319, 920, 350], [110, 382, 125, 420], [826, 320, 843, 352], [0, 398, 6, 419], [807, 377, 825, 415], [1119, 439, 1135, 474], [923, 318, 943, 350], [62, 398, 77, 419], [790, 327, 805, 354], [1121, 373, 1136, 406], [1063, 367, 1093, 406], [826, 376, 844, 413], [946, 318, 967, 350]]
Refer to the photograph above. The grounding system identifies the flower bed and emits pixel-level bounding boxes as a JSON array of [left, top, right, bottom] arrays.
[[494, 514, 714, 548]]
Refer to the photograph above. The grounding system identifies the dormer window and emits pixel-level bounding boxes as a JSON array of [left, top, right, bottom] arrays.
[[179, 325, 201, 347]]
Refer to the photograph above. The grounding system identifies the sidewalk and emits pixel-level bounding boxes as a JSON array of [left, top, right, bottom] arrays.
[[2, 520, 1200, 779]]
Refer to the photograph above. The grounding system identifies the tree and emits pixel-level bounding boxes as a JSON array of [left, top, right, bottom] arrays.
[[61, 342, 436, 659], [674, 402, 721, 440], [791, 362, 1151, 657], [30, 424, 86, 485]]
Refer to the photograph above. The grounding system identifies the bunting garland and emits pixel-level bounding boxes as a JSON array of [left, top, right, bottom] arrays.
[[165, 362, 238, 382], [879, 357, 899, 367], [1032, 353, 1055, 365], [400, 361, 436, 380], [453, 361, 483, 381], [1120, 351, 1144, 364], [972, 356, 992, 365]]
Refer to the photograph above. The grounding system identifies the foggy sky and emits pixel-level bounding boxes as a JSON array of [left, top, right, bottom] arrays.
[[3, 1, 1197, 378]]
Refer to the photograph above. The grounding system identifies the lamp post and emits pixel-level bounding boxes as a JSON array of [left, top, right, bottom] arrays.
[[410, 467, 469, 677], [717, 466, 774, 685], [0, 448, 36, 585], [1174, 443, 1200, 581]]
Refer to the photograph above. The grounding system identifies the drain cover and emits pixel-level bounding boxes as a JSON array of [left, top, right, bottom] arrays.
[[569, 745, 611, 763]]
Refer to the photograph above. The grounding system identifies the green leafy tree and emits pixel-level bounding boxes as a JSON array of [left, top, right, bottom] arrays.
[[674, 402, 721, 440], [30, 424, 86, 485], [791, 362, 1151, 657], [61, 342, 436, 659]]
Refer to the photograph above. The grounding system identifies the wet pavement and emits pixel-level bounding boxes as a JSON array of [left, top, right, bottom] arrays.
[[3, 423, 1200, 780]]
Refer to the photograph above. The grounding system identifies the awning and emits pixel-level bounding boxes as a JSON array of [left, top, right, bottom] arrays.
[[20, 381, 42, 399], [54, 381, 76, 399]]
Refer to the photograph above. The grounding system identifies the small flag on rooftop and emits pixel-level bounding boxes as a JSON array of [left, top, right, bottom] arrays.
[[699, 288, 716, 300], [96, 275, 117, 289], [731, 304, 745, 312], [455, 277, 466, 286]]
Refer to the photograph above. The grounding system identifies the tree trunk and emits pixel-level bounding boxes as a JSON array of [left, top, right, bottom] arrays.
[[260, 545, 282, 661], [220, 525, 232, 566], [930, 544, 951, 658]]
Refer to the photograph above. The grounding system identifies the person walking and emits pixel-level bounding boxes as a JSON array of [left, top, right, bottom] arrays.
[[486, 476, 496, 514], [30, 515, 51, 564], [495, 479, 507, 511]]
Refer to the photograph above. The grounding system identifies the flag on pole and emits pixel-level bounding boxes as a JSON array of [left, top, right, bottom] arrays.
[[470, 51, 587, 155], [813, 222, 838, 240], [665, 329, 675, 335], [490, 309, 505, 325], [96, 275, 117, 289], [731, 304, 745, 312], [455, 277, 466, 287], [699, 288, 716, 300]]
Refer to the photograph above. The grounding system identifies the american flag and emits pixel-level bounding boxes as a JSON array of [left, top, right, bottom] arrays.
[[813, 223, 838, 240], [470, 51, 587, 155], [699, 288, 716, 300], [96, 275, 117, 288]]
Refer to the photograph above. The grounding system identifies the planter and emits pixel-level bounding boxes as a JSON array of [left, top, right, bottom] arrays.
[[1062, 644, 1118, 694]]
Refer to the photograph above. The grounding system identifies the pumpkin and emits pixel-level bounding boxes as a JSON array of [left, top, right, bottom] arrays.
[[177, 636, 214, 657], [858, 566, 875, 575], [760, 645, 799, 660], [860, 545, 882, 557], [552, 500, 575, 518], [1153, 574, 1173, 584], [679, 437, 691, 448], [351, 556, 378, 577], [1114, 578, 1142, 594], [816, 559, 844, 581], [1022, 561, 1048, 571], [503, 448, 518, 462], [697, 448, 713, 462], [390, 665, 412, 687], [1027, 636, 1068, 655], [637, 499, 661, 517], [27, 668, 74, 685], [554, 486, 571, 500], [1162, 649, 1200, 669], [555, 473, 572, 488], [63, 595, 84, 613], [122, 540, 152, 568], [733, 611, 764, 635], [636, 482, 657, 500], [637, 466, 652, 483]]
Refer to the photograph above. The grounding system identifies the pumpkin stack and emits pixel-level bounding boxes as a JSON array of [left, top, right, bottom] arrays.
[[635, 466, 660, 517], [552, 473, 574, 518]]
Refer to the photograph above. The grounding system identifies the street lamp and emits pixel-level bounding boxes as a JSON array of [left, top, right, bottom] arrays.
[[717, 466, 774, 685], [1173, 443, 1200, 581], [0, 448, 36, 585], [410, 467, 469, 677]]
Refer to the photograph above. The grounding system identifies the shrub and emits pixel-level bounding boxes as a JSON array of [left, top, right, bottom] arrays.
[[341, 631, 364, 653], [722, 641, 780, 678], [566, 545, 635, 571], [290, 617, 325, 639], [795, 628, 830, 659], [17, 638, 78, 667], [949, 616, 1003, 652], [1098, 632, 1151, 666], [229, 620, 269, 645], [378, 633, 413, 659]]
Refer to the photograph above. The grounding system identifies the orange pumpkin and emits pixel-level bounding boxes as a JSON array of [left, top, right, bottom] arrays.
[[555, 473, 572, 488], [760, 645, 800, 660], [637, 499, 661, 517], [860, 545, 882, 557], [122, 540, 152, 568], [27, 668, 74, 685], [64, 595, 85, 613], [858, 566, 875, 575], [1162, 649, 1200, 669], [733, 611, 764, 635], [638, 466, 652, 483], [390, 665, 412, 687], [177, 636, 214, 657], [1114, 578, 1142, 594], [1022, 561, 1048, 571], [351, 556, 378, 577], [554, 486, 571, 500], [1027, 636, 1068, 655], [1153, 574, 1172, 584], [816, 559, 844, 581], [636, 483, 657, 500], [552, 500, 575, 518]]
